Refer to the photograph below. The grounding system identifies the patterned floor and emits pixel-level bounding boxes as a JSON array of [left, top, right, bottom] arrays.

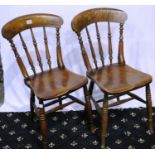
[[0, 108, 155, 149]]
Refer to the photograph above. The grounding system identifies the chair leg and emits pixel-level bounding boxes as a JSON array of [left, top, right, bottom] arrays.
[[117, 96, 120, 102], [38, 101, 48, 149], [83, 85, 96, 133], [89, 81, 94, 96], [58, 97, 63, 108], [146, 84, 154, 134], [101, 93, 109, 149], [30, 91, 35, 121]]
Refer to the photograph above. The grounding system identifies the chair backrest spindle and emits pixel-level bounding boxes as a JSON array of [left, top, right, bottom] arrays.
[[30, 28, 43, 72], [19, 32, 36, 74], [56, 28, 65, 69], [95, 22, 104, 66], [86, 27, 98, 69], [108, 22, 113, 65], [77, 32, 93, 73], [85, 27, 98, 69], [9, 40, 29, 78], [118, 23, 125, 65], [43, 27, 52, 69]]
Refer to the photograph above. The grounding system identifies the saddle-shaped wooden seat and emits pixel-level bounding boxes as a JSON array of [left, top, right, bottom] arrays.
[[25, 68, 87, 100], [88, 64, 152, 94]]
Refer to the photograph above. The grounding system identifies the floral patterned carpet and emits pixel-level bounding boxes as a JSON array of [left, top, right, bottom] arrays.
[[0, 108, 155, 149]]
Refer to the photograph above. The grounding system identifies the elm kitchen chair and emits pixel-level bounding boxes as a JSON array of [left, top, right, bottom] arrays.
[[1, 13, 95, 148], [71, 8, 154, 148]]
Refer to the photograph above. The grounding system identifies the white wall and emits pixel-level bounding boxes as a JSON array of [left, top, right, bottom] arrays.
[[0, 5, 155, 112]]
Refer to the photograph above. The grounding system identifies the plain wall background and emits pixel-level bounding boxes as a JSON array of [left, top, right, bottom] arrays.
[[0, 5, 155, 112]]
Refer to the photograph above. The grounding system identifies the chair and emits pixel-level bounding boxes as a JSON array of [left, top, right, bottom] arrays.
[[2, 13, 95, 148], [71, 8, 154, 148]]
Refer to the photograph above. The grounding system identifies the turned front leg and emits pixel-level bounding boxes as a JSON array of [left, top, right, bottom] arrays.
[[39, 100, 48, 149], [83, 85, 96, 133], [101, 93, 109, 149]]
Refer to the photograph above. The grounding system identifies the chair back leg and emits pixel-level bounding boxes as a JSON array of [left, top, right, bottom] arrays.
[[89, 81, 94, 96], [30, 91, 35, 121], [146, 84, 154, 134]]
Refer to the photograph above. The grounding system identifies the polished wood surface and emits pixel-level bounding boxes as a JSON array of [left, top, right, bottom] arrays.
[[71, 8, 154, 148], [25, 68, 87, 100], [2, 13, 94, 148], [88, 64, 152, 94], [71, 8, 127, 73], [2, 13, 63, 40], [71, 8, 127, 33]]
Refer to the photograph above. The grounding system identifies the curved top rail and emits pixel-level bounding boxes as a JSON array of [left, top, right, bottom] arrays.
[[2, 13, 64, 40], [71, 8, 128, 33]]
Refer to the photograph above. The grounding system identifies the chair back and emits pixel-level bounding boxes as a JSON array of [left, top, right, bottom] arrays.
[[71, 8, 128, 73], [2, 13, 65, 78]]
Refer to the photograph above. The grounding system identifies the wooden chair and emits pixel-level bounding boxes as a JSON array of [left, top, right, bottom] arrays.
[[1, 13, 95, 148], [71, 8, 154, 148]]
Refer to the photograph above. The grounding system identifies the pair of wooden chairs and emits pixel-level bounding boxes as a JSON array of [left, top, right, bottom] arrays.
[[2, 8, 154, 149]]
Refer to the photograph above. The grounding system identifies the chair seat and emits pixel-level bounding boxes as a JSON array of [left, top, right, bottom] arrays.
[[25, 68, 87, 100], [88, 64, 152, 94]]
